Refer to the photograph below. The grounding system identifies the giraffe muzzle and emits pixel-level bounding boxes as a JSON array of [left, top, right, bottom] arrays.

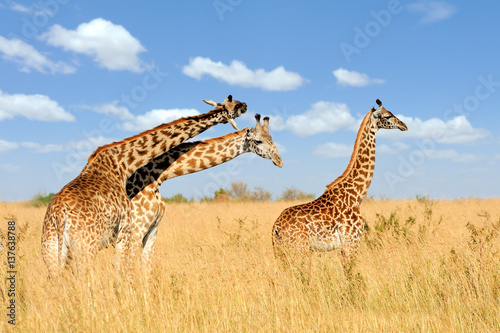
[[398, 120, 408, 131]]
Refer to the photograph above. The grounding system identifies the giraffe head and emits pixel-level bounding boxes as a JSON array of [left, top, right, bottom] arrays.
[[243, 114, 283, 168], [371, 99, 408, 131], [203, 95, 247, 130]]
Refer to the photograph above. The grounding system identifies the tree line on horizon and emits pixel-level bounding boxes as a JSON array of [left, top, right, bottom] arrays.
[[28, 182, 316, 206], [164, 182, 316, 203]]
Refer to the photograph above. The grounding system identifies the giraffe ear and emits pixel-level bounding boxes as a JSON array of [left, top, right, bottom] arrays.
[[203, 99, 222, 108]]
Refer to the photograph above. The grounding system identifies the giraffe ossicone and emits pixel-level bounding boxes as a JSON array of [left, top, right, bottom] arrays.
[[272, 99, 407, 263], [41, 95, 246, 276]]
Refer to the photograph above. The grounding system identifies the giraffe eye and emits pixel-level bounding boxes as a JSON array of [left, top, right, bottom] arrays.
[[383, 115, 392, 119], [254, 140, 263, 145]]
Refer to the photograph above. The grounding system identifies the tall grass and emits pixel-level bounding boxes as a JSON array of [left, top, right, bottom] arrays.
[[0, 199, 499, 332]]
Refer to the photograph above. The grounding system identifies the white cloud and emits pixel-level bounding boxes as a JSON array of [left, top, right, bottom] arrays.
[[84, 103, 203, 133], [269, 115, 286, 131], [379, 115, 490, 144], [378, 142, 410, 154], [0, 164, 20, 172], [285, 101, 356, 137], [314, 142, 352, 159], [427, 149, 484, 163], [393, 142, 410, 151], [82, 101, 135, 121], [40, 18, 146, 72], [276, 100, 488, 146], [1, 140, 65, 154], [332, 68, 385, 87], [183, 56, 305, 91], [0, 139, 18, 152], [64, 136, 117, 161], [0, 90, 75, 122], [64, 136, 115, 161], [120, 108, 200, 132], [9, 2, 54, 16], [20, 142, 64, 153], [10, 2, 31, 13], [1, 140, 64, 154], [0, 36, 76, 74], [407, 1, 457, 24], [66, 137, 115, 151], [378, 144, 397, 154], [274, 142, 287, 155]]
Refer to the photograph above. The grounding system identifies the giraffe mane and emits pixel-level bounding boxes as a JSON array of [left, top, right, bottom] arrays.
[[188, 128, 249, 146], [87, 111, 222, 163], [325, 111, 371, 189]]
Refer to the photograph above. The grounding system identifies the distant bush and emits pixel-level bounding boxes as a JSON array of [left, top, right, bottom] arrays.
[[30, 192, 55, 207], [199, 188, 230, 202], [198, 182, 314, 202], [163, 193, 191, 203], [228, 182, 274, 202], [250, 186, 273, 202], [279, 187, 315, 201], [227, 182, 251, 200], [213, 188, 231, 202], [200, 182, 274, 202]]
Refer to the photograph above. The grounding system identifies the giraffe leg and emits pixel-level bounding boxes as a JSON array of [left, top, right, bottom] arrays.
[[273, 221, 310, 268], [141, 218, 161, 277], [340, 213, 365, 279], [340, 242, 358, 280], [140, 195, 164, 277], [115, 212, 133, 272]]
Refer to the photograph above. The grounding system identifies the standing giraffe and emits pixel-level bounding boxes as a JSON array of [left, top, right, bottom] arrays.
[[126, 114, 283, 273], [272, 99, 407, 265], [41, 95, 246, 275]]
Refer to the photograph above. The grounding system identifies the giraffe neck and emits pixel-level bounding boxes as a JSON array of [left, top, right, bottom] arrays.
[[84, 110, 231, 185], [127, 129, 248, 199], [325, 111, 377, 205]]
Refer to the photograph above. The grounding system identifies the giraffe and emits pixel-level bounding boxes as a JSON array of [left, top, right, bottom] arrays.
[[126, 114, 283, 273], [271, 99, 407, 267], [41, 95, 246, 275]]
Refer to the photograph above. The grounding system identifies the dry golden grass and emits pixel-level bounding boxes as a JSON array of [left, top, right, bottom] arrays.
[[1, 198, 499, 332]]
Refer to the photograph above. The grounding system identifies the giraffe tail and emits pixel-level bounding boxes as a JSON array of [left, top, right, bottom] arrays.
[[41, 210, 71, 276], [271, 227, 282, 251], [59, 214, 71, 267]]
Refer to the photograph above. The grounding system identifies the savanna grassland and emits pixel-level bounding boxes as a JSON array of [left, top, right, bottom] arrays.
[[1, 198, 499, 332]]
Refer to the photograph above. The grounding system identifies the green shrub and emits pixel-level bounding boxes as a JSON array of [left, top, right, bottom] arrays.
[[30, 192, 55, 207], [163, 193, 191, 203]]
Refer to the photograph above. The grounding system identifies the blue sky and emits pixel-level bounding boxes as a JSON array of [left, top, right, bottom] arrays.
[[0, 0, 499, 201]]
